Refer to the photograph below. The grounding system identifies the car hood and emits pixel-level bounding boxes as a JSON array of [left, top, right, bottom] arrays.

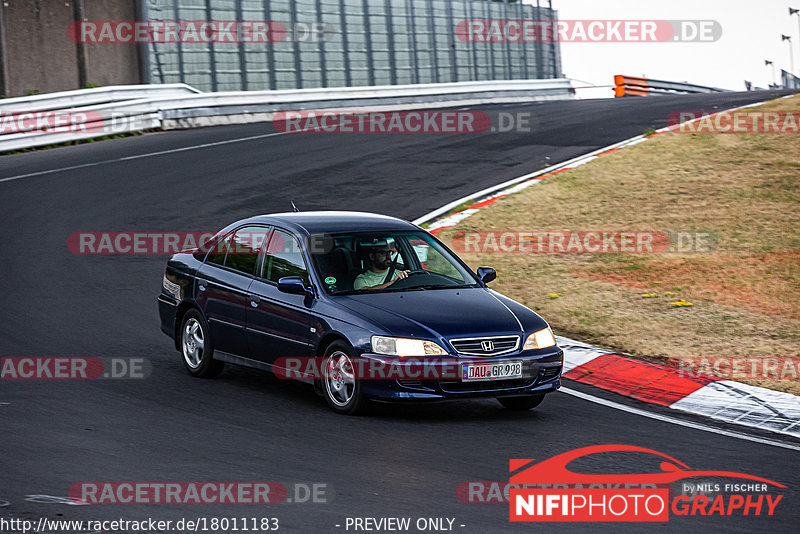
[[336, 287, 547, 342]]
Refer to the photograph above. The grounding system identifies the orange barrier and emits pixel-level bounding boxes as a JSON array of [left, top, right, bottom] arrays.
[[614, 86, 649, 97], [614, 75, 648, 88], [614, 75, 725, 97], [613, 75, 650, 97]]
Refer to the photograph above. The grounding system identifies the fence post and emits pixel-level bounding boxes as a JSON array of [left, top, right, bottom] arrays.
[[501, 0, 512, 80], [426, 0, 440, 83], [517, 0, 529, 80], [406, 0, 419, 84], [136, 0, 153, 84], [315, 0, 327, 87], [72, 0, 89, 88], [262, 0, 276, 89], [289, 0, 303, 88], [384, 0, 397, 85], [534, 0, 544, 79], [235, 0, 248, 90], [444, 0, 457, 82], [466, 0, 478, 81], [338, 0, 352, 86], [0, 2, 8, 96], [362, 0, 375, 86]]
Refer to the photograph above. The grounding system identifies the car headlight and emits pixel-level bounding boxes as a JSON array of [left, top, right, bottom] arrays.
[[371, 336, 448, 357], [523, 327, 556, 350]]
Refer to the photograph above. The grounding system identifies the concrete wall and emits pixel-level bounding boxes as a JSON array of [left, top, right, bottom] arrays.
[[0, 0, 140, 97], [84, 0, 141, 89]]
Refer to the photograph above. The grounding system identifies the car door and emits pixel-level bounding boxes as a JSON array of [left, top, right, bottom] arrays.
[[195, 226, 269, 356], [246, 228, 319, 365]]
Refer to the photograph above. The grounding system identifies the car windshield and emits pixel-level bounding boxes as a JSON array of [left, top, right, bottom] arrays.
[[309, 231, 480, 295]]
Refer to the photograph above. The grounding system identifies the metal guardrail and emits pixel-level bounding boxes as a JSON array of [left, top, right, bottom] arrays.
[[613, 75, 728, 97], [0, 84, 200, 112], [0, 80, 574, 153]]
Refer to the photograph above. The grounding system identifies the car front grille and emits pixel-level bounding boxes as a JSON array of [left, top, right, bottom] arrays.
[[449, 335, 520, 356]]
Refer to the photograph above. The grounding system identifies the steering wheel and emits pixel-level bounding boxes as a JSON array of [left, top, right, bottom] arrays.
[[385, 270, 430, 289]]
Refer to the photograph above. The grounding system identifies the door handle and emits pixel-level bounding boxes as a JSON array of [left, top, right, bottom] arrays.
[[197, 279, 208, 291], [250, 295, 260, 307]]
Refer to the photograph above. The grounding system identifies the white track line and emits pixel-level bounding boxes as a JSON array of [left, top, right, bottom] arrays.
[[0, 132, 286, 184], [560, 387, 800, 452]]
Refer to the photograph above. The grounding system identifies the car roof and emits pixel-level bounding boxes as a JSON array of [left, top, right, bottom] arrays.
[[228, 211, 420, 236]]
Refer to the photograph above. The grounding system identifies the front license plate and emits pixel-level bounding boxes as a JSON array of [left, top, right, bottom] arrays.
[[461, 361, 523, 382]]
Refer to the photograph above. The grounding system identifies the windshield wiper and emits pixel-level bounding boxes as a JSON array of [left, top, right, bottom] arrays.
[[404, 284, 476, 291]]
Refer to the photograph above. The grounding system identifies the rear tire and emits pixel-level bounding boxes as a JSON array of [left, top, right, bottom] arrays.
[[497, 394, 545, 411], [321, 341, 368, 415], [180, 309, 225, 378]]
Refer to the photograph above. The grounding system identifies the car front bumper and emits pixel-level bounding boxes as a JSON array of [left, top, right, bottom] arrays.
[[351, 348, 563, 401]]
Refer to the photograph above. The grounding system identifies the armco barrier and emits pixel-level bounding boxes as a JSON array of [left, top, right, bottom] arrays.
[[614, 75, 728, 97], [0, 84, 201, 112], [0, 80, 574, 153]]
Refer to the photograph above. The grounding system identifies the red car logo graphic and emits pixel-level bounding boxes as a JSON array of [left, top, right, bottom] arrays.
[[510, 444, 785, 487]]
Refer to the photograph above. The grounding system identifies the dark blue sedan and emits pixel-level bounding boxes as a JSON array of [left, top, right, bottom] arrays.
[[158, 211, 562, 414]]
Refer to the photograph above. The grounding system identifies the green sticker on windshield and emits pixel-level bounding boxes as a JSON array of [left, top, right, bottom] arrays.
[[325, 276, 337, 285]]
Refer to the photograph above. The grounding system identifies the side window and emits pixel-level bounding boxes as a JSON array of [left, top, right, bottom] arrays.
[[263, 229, 309, 285], [206, 232, 233, 266], [225, 226, 270, 275]]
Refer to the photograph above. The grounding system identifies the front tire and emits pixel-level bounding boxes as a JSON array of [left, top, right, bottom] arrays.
[[180, 309, 224, 378], [321, 341, 368, 415], [497, 394, 545, 411]]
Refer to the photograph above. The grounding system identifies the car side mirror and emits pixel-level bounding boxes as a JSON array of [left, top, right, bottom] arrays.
[[277, 276, 314, 297], [476, 266, 496, 284]]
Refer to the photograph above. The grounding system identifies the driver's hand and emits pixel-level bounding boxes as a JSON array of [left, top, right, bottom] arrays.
[[391, 270, 411, 283]]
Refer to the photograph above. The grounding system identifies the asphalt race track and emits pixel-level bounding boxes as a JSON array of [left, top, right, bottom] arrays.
[[1, 90, 799, 533]]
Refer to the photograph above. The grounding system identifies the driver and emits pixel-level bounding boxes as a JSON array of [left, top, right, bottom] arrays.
[[354, 241, 410, 290]]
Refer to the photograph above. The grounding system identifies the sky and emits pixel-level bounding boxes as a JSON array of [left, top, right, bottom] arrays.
[[528, 0, 800, 93]]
